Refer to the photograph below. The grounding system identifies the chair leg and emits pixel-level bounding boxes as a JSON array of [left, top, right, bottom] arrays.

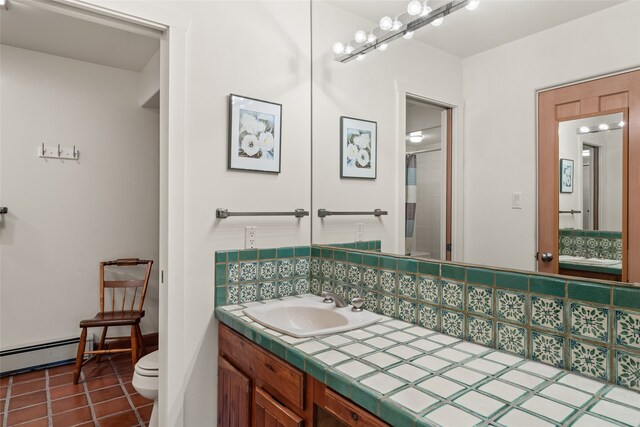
[[73, 328, 87, 384], [135, 324, 144, 357], [96, 326, 108, 363], [131, 325, 139, 366]]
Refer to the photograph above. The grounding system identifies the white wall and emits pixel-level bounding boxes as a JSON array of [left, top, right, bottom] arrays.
[[0, 45, 160, 349], [414, 151, 441, 259], [312, 1, 463, 252], [462, 1, 640, 271]]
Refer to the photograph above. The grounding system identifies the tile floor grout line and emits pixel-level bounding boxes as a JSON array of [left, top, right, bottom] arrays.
[[2, 377, 12, 427], [81, 370, 100, 427], [110, 357, 146, 427], [45, 369, 53, 427]]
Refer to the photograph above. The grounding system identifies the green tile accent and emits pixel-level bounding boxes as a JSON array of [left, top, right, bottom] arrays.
[[215, 287, 227, 306], [305, 357, 326, 381], [397, 259, 417, 273], [311, 247, 321, 257], [496, 272, 528, 291], [363, 254, 379, 267], [321, 248, 334, 259], [254, 329, 271, 349], [379, 398, 417, 426], [294, 246, 310, 257], [356, 241, 369, 250], [227, 251, 239, 262], [530, 276, 565, 297], [380, 256, 397, 270], [347, 252, 363, 264], [351, 385, 380, 416], [418, 261, 440, 276], [613, 287, 640, 310], [215, 252, 226, 263], [442, 264, 465, 281], [326, 369, 351, 397], [466, 268, 494, 286], [215, 264, 226, 286], [568, 281, 611, 305], [285, 348, 305, 371], [242, 326, 255, 342], [239, 249, 258, 261], [259, 248, 277, 259], [270, 339, 287, 359], [334, 250, 347, 261], [277, 247, 294, 258]]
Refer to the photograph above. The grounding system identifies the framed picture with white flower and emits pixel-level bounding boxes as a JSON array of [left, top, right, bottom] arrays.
[[228, 94, 282, 173], [340, 116, 377, 179]]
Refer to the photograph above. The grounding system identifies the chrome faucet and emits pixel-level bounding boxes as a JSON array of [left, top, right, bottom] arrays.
[[322, 291, 348, 308]]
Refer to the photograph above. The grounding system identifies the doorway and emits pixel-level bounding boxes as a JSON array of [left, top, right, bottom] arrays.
[[537, 69, 640, 282], [404, 96, 452, 261]]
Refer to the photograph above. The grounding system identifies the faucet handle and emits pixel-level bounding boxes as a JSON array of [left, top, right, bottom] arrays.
[[322, 292, 334, 304], [351, 297, 365, 312]]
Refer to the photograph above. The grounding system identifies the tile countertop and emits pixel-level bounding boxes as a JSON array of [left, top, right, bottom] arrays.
[[215, 295, 640, 427]]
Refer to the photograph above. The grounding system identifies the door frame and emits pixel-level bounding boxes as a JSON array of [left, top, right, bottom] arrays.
[[35, 1, 189, 425], [395, 80, 464, 261], [537, 69, 640, 282]]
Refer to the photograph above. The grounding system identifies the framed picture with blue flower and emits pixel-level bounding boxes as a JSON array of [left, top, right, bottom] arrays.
[[560, 158, 574, 193], [340, 116, 377, 179], [228, 94, 282, 173]]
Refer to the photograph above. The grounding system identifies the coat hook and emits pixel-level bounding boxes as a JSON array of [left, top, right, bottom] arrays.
[[57, 144, 61, 157], [41, 143, 45, 156], [73, 145, 77, 158]]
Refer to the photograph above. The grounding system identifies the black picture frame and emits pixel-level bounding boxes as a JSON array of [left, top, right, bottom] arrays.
[[560, 158, 574, 194]]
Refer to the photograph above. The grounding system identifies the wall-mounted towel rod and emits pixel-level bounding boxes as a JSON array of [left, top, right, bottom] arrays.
[[559, 210, 582, 214], [216, 208, 309, 219], [318, 209, 388, 218]]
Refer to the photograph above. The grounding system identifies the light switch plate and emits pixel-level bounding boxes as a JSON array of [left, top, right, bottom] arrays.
[[512, 192, 523, 209], [245, 226, 257, 249]]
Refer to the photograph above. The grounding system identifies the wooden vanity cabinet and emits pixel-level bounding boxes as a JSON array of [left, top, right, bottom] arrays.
[[218, 324, 389, 427]]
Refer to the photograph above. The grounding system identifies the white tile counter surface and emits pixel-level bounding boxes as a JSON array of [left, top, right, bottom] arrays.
[[216, 296, 640, 427]]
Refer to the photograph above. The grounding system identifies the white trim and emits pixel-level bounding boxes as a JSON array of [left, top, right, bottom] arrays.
[[395, 79, 465, 261]]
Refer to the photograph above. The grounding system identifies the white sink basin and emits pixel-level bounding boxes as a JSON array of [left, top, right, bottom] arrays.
[[243, 296, 381, 338]]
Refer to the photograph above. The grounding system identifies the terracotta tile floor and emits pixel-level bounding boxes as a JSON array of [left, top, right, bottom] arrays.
[[1, 353, 153, 427]]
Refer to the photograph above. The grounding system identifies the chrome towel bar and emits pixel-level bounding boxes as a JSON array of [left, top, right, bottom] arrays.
[[216, 208, 309, 219], [318, 209, 388, 218]]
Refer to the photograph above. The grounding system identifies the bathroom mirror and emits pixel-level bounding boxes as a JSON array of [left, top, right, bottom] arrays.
[[558, 112, 625, 281], [310, 0, 639, 277]]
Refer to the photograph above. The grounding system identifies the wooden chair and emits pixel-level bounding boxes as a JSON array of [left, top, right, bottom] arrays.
[[73, 258, 154, 384]]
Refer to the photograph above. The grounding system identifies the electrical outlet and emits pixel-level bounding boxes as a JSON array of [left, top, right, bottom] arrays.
[[355, 223, 364, 241], [245, 226, 257, 249], [512, 192, 523, 209]]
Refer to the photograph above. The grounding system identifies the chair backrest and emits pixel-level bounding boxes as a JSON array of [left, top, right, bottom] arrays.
[[100, 258, 154, 314]]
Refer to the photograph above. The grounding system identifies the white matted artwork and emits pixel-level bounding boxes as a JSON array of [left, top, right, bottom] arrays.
[[560, 158, 574, 193], [340, 116, 377, 179], [228, 94, 282, 173]]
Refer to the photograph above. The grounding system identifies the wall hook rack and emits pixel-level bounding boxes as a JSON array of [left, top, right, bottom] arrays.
[[38, 143, 79, 160]]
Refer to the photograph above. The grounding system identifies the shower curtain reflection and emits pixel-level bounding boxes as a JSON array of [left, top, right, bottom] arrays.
[[405, 154, 417, 255]]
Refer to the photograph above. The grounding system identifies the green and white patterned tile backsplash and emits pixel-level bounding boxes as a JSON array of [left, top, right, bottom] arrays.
[[559, 229, 623, 260], [215, 244, 640, 391]]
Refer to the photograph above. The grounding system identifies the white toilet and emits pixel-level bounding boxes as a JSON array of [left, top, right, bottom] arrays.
[[132, 350, 159, 427]]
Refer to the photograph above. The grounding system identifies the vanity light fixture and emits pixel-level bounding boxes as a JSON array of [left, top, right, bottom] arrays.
[[582, 149, 591, 157], [466, 0, 480, 11], [619, 120, 625, 127], [0, 0, 6, 9], [599, 123, 609, 130], [408, 131, 424, 143], [579, 126, 590, 133], [378, 43, 389, 51], [357, 54, 366, 61], [334, 0, 474, 63], [576, 121, 624, 134]]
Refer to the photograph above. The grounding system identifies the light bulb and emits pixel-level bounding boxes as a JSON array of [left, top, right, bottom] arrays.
[[432, 17, 444, 26], [619, 120, 625, 127], [421, 4, 432, 16], [379, 16, 393, 31], [403, 31, 415, 40], [466, 0, 479, 11], [378, 43, 388, 51], [345, 44, 354, 54], [367, 33, 377, 44], [582, 150, 591, 157], [407, 0, 423, 16], [354, 30, 367, 43], [332, 42, 345, 55], [579, 126, 590, 133], [393, 19, 402, 31], [599, 123, 609, 130], [357, 54, 366, 61]]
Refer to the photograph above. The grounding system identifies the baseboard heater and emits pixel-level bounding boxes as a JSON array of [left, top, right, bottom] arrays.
[[0, 336, 93, 377]]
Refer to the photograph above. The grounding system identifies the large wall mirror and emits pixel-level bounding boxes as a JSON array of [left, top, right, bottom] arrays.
[[310, 0, 640, 282]]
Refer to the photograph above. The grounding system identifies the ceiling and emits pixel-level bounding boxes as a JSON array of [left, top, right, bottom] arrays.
[[326, 0, 627, 58], [0, 1, 159, 72]]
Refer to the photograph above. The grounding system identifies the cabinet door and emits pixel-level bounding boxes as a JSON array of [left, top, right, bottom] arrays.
[[255, 387, 304, 427], [218, 356, 251, 427]]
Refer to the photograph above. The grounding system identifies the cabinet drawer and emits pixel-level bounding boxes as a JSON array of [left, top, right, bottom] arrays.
[[322, 387, 388, 427], [219, 324, 305, 410]]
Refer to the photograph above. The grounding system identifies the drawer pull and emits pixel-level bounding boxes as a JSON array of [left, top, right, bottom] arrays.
[[351, 412, 359, 421]]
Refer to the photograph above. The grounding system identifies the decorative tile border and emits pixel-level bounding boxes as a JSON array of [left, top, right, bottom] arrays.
[[559, 229, 622, 260], [308, 245, 640, 391], [214, 244, 640, 391], [327, 240, 382, 252]]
